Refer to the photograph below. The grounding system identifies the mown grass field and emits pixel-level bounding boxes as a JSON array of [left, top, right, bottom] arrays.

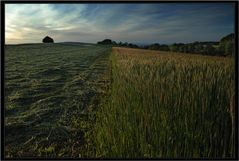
[[5, 43, 111, 157], [95, 47, 235, 158], [5, 45, 235, 158]]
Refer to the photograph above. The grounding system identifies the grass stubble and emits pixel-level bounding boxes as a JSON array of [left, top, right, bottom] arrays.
[[5, 43, 111, 157]]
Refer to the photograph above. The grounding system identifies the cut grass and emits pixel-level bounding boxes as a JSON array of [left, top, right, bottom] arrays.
[[95, 47, 235, 158], [5, 43, 111, 158]]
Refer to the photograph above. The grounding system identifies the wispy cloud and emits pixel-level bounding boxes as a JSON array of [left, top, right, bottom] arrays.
[[5, 4, 87, 43], [5, 3, 234, 44]]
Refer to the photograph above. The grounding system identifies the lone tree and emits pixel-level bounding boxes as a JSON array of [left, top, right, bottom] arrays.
[[42, 36, 54, 43], [97, 39, 112, 45]]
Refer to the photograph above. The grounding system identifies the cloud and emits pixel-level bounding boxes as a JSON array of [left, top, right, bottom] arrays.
[[5, 3, 234, 44], [5, 4, 87, 43]]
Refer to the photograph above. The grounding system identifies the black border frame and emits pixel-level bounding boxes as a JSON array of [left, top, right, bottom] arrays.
[[1, 1, 238, 160]]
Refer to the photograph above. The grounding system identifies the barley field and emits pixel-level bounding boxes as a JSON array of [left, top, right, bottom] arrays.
[[95, 47, 235, 158]]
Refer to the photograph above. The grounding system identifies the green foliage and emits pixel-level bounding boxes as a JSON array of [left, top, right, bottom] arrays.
[[225, 41, 234, 56], [97, 39, 139, 48], [220, 33, 234, 43], [146, 43, 169, 51], [169, 43, 179, 52], [219, 33, 235, 56], [148, 43, 160, 50], [97, 33, 235, 56], [143, 33, 234, 57], [97, 39, 113, 45]]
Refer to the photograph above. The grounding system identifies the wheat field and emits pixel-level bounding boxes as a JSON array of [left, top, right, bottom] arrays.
[[95, 47, 235, 158]]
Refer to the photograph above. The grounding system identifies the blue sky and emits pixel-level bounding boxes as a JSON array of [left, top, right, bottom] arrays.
[[5, 3, 235, 44]]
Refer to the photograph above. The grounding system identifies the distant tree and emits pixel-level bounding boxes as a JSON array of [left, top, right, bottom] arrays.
[[159, 44, 170, 51], [219, 33, 235, 56], [118, 42, 123, 46], [169, 43, 179, 52], [128, 43, 134, 48], [188, 44, 195, 53], [112, 41, 117, 45], [148, 43, 160, 50], [214, 46, 224, 56], [42, 36, 54, 43], [128, 43, 137, 48], [97, 39, 113, 45], [205, 45, 216, 55], [225, 41, 234, 56], [96, 33, 234, 57], [183, 46, 189, 53], [123, 42, 128, 47], [193, 43, 203, 54], [179, 45, 184, 53], [220, 33, 234, 43]]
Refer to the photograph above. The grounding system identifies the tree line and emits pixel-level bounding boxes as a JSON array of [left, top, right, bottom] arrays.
[[97, 33, 235, 57]]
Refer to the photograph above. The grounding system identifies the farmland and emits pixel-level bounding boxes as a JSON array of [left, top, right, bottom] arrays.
[[4, 45, 235, 158], [5, 43, 111, 157], [95, 47, 235, 158]]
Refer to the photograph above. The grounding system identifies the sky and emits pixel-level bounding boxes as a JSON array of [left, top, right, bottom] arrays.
[[5, 3, 235, 44]]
